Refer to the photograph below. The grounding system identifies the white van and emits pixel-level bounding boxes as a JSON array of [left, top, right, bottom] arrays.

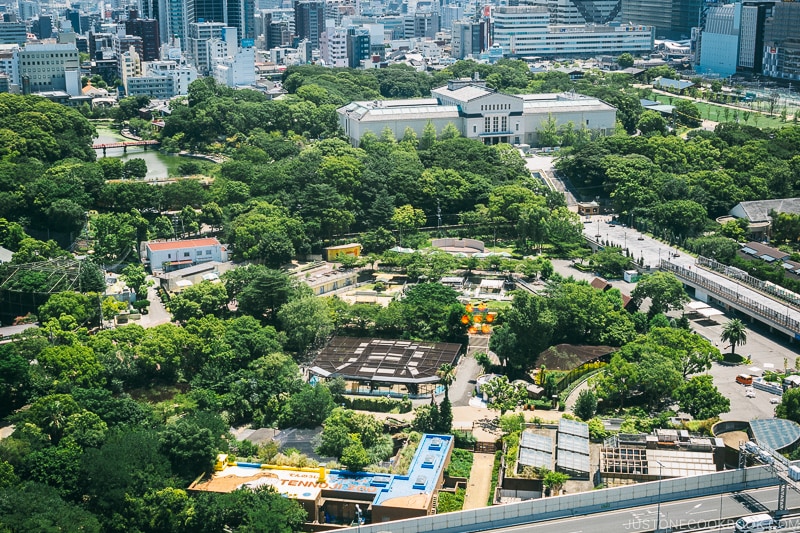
[[735, 514, 776, 532]]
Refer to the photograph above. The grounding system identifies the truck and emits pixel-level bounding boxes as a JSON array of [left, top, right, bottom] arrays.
[[735, 514, 776, 532]]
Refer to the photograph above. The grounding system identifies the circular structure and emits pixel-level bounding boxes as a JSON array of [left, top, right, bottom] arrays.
[[431, 238, 484, 255], [749, 418, 800, 452], [713, 418, 800, 453]]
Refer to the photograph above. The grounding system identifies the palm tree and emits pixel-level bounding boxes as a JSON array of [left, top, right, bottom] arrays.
[[721, 318, 748, 357], [436, 363, 456, 399]]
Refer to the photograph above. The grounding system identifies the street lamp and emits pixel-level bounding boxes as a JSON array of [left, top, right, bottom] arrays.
[[655, 460, 665, 533]]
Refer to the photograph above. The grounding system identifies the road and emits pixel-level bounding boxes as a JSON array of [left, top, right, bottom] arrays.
[[475, 486, 800, 533], [582, 214, 800, 328]]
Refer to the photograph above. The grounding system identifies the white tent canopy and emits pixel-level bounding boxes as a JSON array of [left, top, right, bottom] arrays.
[[687, 301, 710, 310], [696, 307, 724, 318]]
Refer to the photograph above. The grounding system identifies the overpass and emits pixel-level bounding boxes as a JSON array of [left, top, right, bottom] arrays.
[[660, 259, 800, 341]]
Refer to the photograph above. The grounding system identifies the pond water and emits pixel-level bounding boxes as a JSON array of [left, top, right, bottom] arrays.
[[93, 126, 185, 180]]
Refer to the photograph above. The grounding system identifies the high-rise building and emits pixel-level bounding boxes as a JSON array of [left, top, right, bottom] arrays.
[[762, 0, 800, 80], [17, 1, 38, 21], [0, 22, 26, 44], [188, 20, 229, 73], [491, 5, 653, 57], [321, 26, 348, 67], [697, 3, 740, 77], [114, 33, 144, 62], [0, 44, 20, 85], [31, 15, 52, 39], [452, 19, 485, 59], [19, 43, 80, 91], [522, 0, 621, 25], [346, 27, 369, 68], [294, 0, 324, 49], [738, 1, 773, 74], [194, 0, 225, 24], [226, 0, 256, 40], [126, 17, 161, 60], [620, 0, 701, 40], [404, 12, 439, 38]]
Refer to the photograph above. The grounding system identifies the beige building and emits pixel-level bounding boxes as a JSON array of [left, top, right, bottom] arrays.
[[338, 78, 616, 147]]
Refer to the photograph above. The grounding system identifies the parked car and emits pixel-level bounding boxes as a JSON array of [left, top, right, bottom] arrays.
[[746, 390, 756, 398], [770, 397, 780, 404]]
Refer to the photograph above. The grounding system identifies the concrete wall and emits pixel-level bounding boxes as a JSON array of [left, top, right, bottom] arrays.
[[340, 466, 776, 533]]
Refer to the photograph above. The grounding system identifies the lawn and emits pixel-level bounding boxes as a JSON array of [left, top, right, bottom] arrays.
[[651, 94, 789, 129]]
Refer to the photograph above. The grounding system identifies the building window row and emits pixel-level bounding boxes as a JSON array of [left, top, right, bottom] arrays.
[[481, 103, 511, 111]]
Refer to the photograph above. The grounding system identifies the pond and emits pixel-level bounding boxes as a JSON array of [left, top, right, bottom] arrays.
[[93, 126, 186, 180]]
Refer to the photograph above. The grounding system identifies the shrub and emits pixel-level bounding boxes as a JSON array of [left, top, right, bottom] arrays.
[[437, 488, 465, 513], [341, 396, 412, 413], [445, 448, 474, 478], [487, 450, 503, 506], [453, 430, 476, 450]]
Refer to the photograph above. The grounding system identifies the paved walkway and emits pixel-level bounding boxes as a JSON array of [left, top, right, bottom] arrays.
[[462, 452, 496, 509]]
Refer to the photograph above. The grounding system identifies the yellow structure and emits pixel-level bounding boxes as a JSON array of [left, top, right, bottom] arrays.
[[323, 243, 362, 261]]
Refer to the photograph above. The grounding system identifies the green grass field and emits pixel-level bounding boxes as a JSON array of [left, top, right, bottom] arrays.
[[652, 94, 792, 129]]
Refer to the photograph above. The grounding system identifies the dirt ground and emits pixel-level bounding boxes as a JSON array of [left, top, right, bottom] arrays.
[[462, 453, 497, 509]]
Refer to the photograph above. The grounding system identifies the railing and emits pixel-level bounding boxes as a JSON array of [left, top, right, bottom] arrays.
[[697, 255, 800, 308], [92, 140, 160, 149], [661, 260, 800, 334]]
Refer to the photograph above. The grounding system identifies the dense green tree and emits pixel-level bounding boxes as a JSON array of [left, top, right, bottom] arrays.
[[279, 382, 335, 428], [159, 417, 219, 482], [777, 388, 800, 423], [675, 375, 730, 419], [631, 271, 689, 316], [277, 296, 334, 355], [574, 389, 598, 421], [394, 282, 466, 342], [0, 481, 101, 532], [189, 487, 307, 533], [122, 158, 148, 180], [617, 53, 634, 68], [481, 375, 526, 415], [636, 110, 668, 136]]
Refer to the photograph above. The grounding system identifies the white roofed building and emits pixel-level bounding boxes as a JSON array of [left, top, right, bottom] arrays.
[[338, 78, 616, 147]]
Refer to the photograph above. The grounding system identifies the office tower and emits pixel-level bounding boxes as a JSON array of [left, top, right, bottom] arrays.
[[126, 17, 161, 60], [620, 0, 701, 40], [738, 1, 772, 73], [522, 0, 620, 25], [194, 0, 224, 23], [697, 3, 740, 77], [762, 1, 800, 80], [452, 19, 485, 59], [17, 0, 38, 20], [19, 43, 80, 91], [294, 0, 324, 49], [226, 0, 256, 40], [320, 26, 347, 66], [114, 34, 144, 60], [0, 22, 26, 44], [346, 27, 369, 68], [32, 15, 52, 38]]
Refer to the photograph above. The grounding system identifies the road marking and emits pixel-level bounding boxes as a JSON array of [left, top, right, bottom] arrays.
[[689, 509, 716, 515], [693, 503, 703, 509]]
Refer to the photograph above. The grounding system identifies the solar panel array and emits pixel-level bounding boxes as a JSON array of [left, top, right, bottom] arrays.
[[557, 419, 590, 474], [518, 431, 553, 469]]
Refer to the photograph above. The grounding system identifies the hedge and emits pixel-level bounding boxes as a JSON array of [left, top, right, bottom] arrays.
[[341, 396, 412, 413]]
